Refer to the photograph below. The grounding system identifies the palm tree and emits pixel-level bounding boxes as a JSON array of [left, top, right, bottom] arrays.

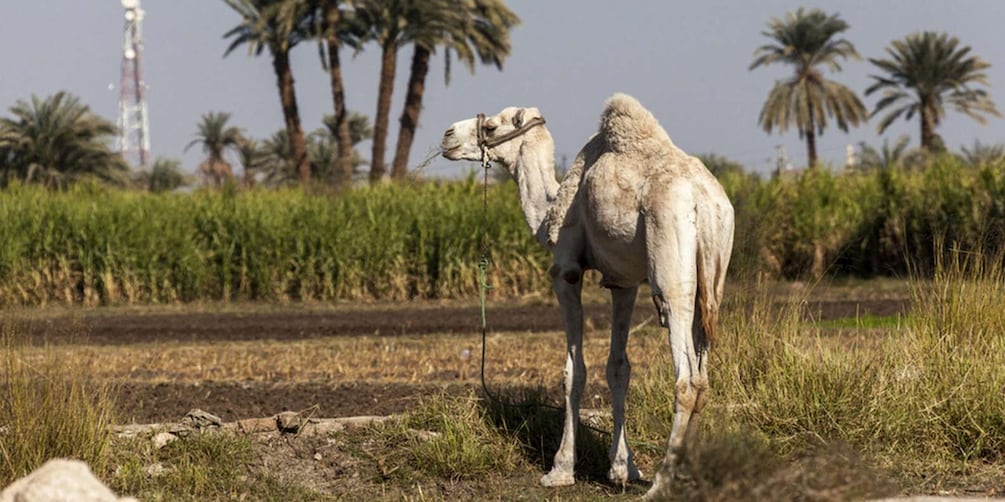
[[856, 135, 911, 171], [289, 0, 362, 188], [137, 157, 192, 193], [960, 140, 1005, 167], [223, 0, 312, 183], [317, 110, 373, 182], [355, 0, 411, 183], [257, 129, 299, 186], [866, 31, 1000, 152], [185, 111, 243, 187], [235, 137, 267, 186], [0, 92, 128, 188], [750, 8, 867, 169], [389, 0, 519, 180]]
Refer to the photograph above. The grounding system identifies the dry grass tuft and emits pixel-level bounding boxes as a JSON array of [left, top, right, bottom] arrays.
[[0, 319, 116, 485]]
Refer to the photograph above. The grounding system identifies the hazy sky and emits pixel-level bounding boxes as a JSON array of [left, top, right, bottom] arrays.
[[1, 1, 1002, 177]]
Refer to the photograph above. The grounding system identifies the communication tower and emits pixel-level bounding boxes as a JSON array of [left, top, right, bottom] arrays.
[[116, 0, 151, 168]]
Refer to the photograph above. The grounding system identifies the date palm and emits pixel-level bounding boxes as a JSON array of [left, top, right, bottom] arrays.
[[185, 111, 243, 187], [321, 111, 373, 181], [235, 138, 267, 186], [257, 129, 298, 187], [290, 0, 362, 188], [750, 8, 866, 169], [354, 0, 411, 183], [856, 135, 911, 171], [866, 31, 1000, 152], [223, 0, 312, 183], [139, 157, 192, 193], [389, 0, 519, 180], [0, 92, 128, 188]]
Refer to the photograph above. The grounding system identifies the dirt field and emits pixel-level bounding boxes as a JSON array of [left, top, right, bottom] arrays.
[[20, 290, 910, 424], [16, 281, 1004, 500]]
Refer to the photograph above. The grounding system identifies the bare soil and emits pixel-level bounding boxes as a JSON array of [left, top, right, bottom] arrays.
[[19, 296, 909, 423]]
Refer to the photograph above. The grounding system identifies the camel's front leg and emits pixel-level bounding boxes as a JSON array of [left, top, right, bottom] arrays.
[[608, 286, 641, 487], [541, 264, 585, 487]]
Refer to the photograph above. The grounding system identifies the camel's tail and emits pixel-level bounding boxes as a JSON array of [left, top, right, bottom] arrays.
[[694, 241, 726, 350], [598, 93, 668, 153]]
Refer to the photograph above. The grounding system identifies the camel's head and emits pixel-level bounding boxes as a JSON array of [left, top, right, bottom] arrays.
[[440, 107, 547, 166]]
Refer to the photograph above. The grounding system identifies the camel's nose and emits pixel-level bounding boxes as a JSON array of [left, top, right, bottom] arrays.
[[443, 126, 455, 137]]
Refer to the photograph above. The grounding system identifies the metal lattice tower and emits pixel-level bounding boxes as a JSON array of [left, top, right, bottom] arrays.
[[116, 0, 150, 168]]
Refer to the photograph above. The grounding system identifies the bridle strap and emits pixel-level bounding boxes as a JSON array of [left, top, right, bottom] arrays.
[[476, 113, 547, 150]]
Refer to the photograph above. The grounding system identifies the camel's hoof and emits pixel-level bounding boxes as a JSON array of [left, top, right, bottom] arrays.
[[644, 470, 674, 501], [540, 469, 575, 487], [607, 462, 641, 486], [643, 482, 670, 501]]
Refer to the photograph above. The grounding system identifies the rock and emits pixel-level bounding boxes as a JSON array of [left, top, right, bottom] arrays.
[[182, 408, 223, 429], [144, 462, 168, 476], [171, 408, 224, 436], [276, 411, 302, 433], [0, 458, 137, 502], [236, 417, 276, 434], [152, 431, 177, 449]]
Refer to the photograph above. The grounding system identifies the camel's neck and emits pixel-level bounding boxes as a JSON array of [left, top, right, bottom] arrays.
[[501, 137, 559, 245]]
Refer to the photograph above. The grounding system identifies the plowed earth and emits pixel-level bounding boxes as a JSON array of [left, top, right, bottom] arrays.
[[22, 297, 909, 424]]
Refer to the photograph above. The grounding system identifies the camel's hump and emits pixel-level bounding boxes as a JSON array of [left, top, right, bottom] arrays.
[[599, 93, 670, 153]]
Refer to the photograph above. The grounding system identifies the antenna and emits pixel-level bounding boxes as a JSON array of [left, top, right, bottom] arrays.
[[116, 0, 151, 168]]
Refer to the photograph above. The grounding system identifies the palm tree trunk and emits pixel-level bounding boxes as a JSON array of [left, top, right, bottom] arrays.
[[805, 130, 818, 169], [370, 41, 397, 184], [805, 100, 818, 169], [920, 100, 937, 152], [323, 0, 353, 189], [391, 44, 431, 181], [272, 50, 310, 184]]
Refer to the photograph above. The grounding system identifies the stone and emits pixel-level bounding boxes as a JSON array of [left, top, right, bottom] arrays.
[[152, 431, 177, 449], [0, 459, 137, 502], [276, 411, 302, 433], [236, 417, 277, 434]]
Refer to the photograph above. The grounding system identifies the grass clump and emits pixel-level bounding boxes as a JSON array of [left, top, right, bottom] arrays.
[[631, 247, 1005, 494], [109, 433, 324, 501], [394, 392, 520, 481], [0, 321, 116, 486], [880, 248, 1005, 463]]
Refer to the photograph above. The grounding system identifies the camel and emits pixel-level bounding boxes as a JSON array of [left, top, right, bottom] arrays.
[[440, 93, 734, 499]]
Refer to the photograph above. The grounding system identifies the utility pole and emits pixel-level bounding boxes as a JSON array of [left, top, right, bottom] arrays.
[[774, 144, 791, 178], [116, 0, 151, 169]]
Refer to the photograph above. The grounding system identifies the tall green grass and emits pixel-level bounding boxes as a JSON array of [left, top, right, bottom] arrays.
[[0, 179, 550, 306], [629, 246, 1005, 479], [721, 156, 1005, 279], [0, 321, 116, 485], [3, 157, 1005, 306]]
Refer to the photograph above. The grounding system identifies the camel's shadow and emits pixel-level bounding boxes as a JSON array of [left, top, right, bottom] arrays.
[[476, 385, 634, 488]]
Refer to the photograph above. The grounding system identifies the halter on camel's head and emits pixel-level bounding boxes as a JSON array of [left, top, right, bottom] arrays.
[[476, 110, 546, 167]]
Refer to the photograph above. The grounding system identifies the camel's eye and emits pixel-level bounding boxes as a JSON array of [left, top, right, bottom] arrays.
[[483, 122, 498, 133], [513, 111, 524, 129]]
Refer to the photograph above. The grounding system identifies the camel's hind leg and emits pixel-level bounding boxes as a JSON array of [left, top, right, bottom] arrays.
[[643, 203, 704, 501], [607, 286, 641, 487]]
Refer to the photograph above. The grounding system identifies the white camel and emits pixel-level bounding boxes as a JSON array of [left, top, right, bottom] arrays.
[[440, 93, 734, 499]]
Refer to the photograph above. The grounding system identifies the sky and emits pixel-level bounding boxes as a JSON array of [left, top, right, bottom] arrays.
[[0, 1, 1003, 178]]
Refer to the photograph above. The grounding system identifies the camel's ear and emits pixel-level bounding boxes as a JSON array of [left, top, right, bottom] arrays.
[[513, 109, 525, 129]]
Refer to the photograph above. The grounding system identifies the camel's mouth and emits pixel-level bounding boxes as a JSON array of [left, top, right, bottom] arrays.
[[440, 143, 464, 159]]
